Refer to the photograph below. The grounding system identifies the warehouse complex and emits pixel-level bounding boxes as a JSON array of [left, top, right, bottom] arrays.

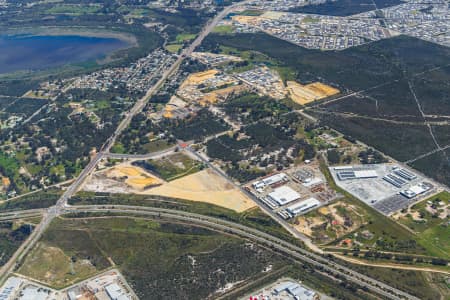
[[247, 164, 337, 220], [330, 164, 435, 215], [268, 186, 301, 206]]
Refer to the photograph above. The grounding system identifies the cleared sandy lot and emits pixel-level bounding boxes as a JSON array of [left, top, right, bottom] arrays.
[[85, 167, 256, 213], [287, 81, 340, 105], [145, 169, 256, 212], [105, 164, 163, 190]]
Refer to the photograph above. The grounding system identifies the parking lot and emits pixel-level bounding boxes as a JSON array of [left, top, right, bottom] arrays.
[[329, 164, 435, 215]]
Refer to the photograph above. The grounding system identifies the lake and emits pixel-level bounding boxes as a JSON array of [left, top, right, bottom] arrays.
[[0, 34, 131, 74]]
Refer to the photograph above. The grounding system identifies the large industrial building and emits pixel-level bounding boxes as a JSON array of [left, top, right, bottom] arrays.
[[273, 281, 318, 300], [252, 173, 288, 190], [334, 166, 378, 181], [287, 197, 321, 216], [105, 283, 130, 300], [268, 186, 301, 206]]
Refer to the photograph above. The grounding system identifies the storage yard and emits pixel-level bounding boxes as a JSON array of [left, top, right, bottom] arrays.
[[246, 163, 337, 220], [329, 164, 436, 215], [65, 270, 136, 300], [0, 270, 137, 300]]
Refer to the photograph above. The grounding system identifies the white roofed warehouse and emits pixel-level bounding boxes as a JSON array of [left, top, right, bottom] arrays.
[[268, 186, 301, 206]]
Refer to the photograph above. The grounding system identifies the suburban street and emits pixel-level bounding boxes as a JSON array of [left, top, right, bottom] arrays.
[[0, 0, 252, 283], [0, 2, 430, 300]]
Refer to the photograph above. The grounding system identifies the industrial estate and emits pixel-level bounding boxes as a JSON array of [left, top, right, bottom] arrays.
[[0, 0, 448, 299]]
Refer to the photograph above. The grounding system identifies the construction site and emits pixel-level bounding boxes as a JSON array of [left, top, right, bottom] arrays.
[[84, 157, 256, 213], [286, 81, 340, 105]]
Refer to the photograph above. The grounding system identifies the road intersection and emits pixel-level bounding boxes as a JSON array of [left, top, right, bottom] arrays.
[[0, 2, 427, 299]]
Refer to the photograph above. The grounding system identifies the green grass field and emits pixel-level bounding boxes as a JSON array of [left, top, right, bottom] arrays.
[[165, 44, 182, 53], [175, 33, 196, 43], [396, 192, 450, 259], [213, 25, 234, 34], [46, 4, 101, 15]]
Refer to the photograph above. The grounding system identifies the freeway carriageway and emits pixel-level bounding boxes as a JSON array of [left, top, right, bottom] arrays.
[[0, 0, 254, 283], [64, 204, 419, 300], [0, 2, 427, 299]]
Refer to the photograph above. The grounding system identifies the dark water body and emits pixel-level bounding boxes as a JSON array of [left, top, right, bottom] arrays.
[[0, 34, 130, 74]]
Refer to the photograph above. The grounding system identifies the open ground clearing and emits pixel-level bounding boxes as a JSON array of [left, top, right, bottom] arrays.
[[145, 169, 256, 212], [133, 152, 204, 181], [293, 200, 366, 244], [84, 168, 256, 213], [105, 164, 163, 190], [18, 242, 99, 288], [287, 81, 340, 105]]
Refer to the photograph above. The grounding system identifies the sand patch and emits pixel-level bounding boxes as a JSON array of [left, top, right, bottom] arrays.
[[106, 164, 163, 190], [145, 169, 256, 212], [181, 69, 220, 88], [287, 81, 340, 105]]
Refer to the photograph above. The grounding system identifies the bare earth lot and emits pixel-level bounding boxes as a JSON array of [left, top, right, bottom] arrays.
[[84, 167, 256, 213]]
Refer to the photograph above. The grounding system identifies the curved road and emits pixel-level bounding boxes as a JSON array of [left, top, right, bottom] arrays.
[[0, 0, 253, 283], [65, 204, 419, 300]]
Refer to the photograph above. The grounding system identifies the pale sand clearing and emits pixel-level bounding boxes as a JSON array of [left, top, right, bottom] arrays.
[[144, 169, 256, 212]]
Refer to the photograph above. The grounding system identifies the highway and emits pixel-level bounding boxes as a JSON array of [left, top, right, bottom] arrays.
[[185, 146, 322, 253], [0, 2, 426, 299], [65, 204, 420, 300], [0, 0, 251, 283]]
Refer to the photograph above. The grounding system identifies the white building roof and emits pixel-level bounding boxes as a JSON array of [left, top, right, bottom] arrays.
[[287, 198, 320, 215], [409, 184, 428, 195], [354, 170, 378, 178], [268, 186, 300, 206], [302, 177, 323, 187], [0, 277, 22, 300], [105, 283, 127, 300], [262, 173, 287, 186]]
